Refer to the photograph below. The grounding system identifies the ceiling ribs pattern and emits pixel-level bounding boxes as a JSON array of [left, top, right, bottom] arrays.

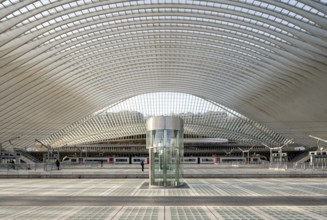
[[42, 92, 292, 147], [0, 0, 326, 149]]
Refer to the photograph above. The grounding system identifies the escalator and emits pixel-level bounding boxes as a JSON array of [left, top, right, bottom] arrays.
[[14, 148, 41, 164]]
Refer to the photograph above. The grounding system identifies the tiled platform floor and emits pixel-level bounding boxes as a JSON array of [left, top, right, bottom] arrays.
[[0, 178, 326, 197], [1, 206, 327, 220], [0, 178, 326, 219]]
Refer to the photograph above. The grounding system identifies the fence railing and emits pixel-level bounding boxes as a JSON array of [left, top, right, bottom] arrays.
[[259, 162, 327, 170], [0, 163, 41, 171], [0, 161, 115, 171], [1, 161, 327, 172]]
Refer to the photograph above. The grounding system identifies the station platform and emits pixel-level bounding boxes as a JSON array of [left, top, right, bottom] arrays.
[[1, 165, 327, 219], [1, 164, 327, 179], [0, 177, 327, 219]]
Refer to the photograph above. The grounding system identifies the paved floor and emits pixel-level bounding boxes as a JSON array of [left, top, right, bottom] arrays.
[[0, 178, 326, 219]]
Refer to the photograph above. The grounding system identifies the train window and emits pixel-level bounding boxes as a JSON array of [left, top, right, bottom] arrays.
[[133, 159, 142, 162], [116, 159, 128, 162], [71, 159, 77, 162], [184, 158, 196, 162], [222, 158, 244, 162], [202, 158, 213, 161]]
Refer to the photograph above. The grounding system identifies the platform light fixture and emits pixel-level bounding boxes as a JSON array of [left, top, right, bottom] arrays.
[[309, 135, 327, 143]]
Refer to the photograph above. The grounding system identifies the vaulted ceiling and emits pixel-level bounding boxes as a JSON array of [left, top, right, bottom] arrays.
[[0, 0, 326, 149]]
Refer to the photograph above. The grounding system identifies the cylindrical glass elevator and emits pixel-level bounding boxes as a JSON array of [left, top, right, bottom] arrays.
[[146, 116, 184, 187]]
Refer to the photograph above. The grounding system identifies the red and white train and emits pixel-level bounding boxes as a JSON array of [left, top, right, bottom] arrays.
[[62, 156, 267, 164], [62, 156, 149, 164], [215, 156, 267, 164]]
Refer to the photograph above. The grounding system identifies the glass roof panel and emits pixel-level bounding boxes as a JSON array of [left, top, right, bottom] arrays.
[[105, 92, 236, 117], [3, 0, 319, 35], [42, 92, 292, 147], [36, 14, 288, 52]]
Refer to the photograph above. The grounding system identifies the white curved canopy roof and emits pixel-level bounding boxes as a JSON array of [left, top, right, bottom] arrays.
[[42, 92, 293, 147], [0, 0, 326, 149]]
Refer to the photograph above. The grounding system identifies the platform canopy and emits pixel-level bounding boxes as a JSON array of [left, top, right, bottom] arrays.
[[0, 0, 326, 149]]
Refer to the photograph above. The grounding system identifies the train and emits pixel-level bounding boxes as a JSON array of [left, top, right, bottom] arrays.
[[62, 156, 219, 164], [62, 156, 267, 165], [215, 156, 267, 164], [62, 156, 149, 164]]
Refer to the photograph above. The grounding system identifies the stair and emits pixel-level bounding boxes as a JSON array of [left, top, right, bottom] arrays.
[[291, 151, 310, 163], [14, 148, 41, 164]]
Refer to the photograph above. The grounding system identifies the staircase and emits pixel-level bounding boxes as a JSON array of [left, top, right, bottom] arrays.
[[291, 151, 310, 163], [14, 148, 41, 164]]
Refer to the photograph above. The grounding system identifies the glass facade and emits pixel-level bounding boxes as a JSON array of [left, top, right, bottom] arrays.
[[146, 116, 184, 187]]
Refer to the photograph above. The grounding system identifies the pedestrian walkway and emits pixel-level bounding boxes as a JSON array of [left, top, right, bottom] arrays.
[[0, 178, 326, 219]]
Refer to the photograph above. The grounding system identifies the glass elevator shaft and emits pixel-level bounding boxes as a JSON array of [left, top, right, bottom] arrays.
[[146, 116, 184, 187]]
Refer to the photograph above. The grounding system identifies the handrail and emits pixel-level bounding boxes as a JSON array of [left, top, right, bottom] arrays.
[[1, 161, 326, 171], [14, 148, 41, 163]]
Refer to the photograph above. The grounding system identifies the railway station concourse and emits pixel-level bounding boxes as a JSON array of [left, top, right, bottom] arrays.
[[1, 0, 327, 219]]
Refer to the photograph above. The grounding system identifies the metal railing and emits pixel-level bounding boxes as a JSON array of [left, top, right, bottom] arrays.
[[268, 162, 327, 170], [14, 148, 41, 163], [1, 161, 327, 172], [0, 163, 40, 171]]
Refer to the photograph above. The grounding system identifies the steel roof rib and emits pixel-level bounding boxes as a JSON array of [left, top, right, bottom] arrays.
[[41, 92, 290, 147], [0, 0, 326, 148]]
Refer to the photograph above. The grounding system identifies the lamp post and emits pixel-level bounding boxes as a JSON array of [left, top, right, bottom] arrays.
[[224, 149, 234, 157], [238, 146, 253, 164], [321, 147, 324, 168], [35, 139, 52, 170], [309, 135, 327, 144], [262, 143, 273, 168], [262, 140, 292, 168]]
